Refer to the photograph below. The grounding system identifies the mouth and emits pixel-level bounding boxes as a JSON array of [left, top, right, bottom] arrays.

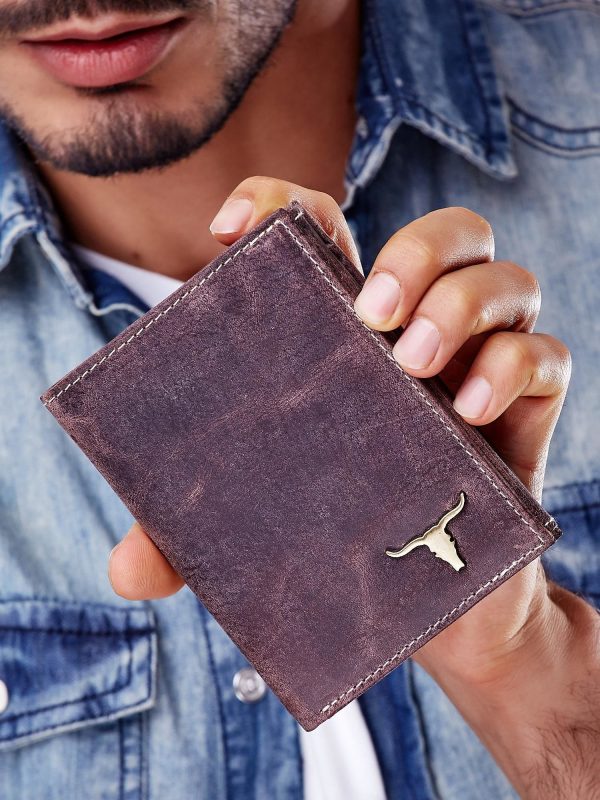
[[20, 14, 189, 89]]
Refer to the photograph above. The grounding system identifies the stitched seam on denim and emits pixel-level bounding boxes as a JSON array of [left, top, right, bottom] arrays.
[[0, 597, 156, 618], [319, 541, 543, 715], [119, 718, 125, 800], [456, 0, 494, 148], [198, 605, 230, 800], [139, 711, 145, 800], [406, 660, 444, 800], [0, 627, 155, 637], [379, 79, 484, 146], [0, 691, 154, 744], [509, 99, 600, 136], [368, 0, 483, 146], [0, 634, 134, 727], [115, 708, 144, 800], [511, 126, 600, 158], [475, 0, 600, 16], [0, 634, 153, 740]]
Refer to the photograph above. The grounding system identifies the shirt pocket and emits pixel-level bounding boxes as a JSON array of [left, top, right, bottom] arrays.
[[477, 0, 600, 155], [541, 479, 600, 608], [0, 599, 157, 800]]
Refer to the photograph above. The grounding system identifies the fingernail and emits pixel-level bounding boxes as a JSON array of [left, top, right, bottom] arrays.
[[354, 271, 402, 324], [453, 376, 493, 419], [107, 543, 120, 590], [209, 197, 254, 235], [393, 317, 440, 369]]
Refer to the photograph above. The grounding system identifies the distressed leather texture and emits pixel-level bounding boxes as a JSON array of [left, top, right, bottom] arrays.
[[40, 202, 562, 731]]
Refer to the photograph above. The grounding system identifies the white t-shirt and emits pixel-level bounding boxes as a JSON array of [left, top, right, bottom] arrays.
[[72, 242, 388, 800]]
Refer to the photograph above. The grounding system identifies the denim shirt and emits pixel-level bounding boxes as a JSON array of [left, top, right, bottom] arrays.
[[1, 1, 599, 798]]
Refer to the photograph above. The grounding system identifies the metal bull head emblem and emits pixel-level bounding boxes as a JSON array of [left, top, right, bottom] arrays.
[[385, 492, 467, 572]]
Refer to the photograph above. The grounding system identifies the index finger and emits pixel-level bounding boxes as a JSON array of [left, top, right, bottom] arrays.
[[208, 175, 361, 271]]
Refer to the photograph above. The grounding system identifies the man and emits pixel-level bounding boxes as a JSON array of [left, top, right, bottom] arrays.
[[0, 0, 598, 798]]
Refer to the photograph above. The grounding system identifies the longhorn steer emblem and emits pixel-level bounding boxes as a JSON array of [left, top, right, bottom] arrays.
[[385, 492, 467, 572]]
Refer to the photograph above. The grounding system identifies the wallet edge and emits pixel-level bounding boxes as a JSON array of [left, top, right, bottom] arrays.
[[39, 201, 564, 733]]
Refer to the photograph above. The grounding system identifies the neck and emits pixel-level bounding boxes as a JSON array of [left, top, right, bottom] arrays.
[[38, 1, 361, 281]]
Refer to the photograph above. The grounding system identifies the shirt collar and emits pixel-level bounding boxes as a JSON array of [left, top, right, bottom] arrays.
[[0, 121, 100, 309], [347, 0, 517, 196], [0, 121, 49, 268], [0, 122, 150, 314]]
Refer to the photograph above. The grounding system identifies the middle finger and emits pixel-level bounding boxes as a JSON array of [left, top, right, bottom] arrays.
[[390, 260, 541, 377], [354, 206, 495, 331]]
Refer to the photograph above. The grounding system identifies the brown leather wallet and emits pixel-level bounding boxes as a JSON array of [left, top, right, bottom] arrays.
[[40, 201, 561, 731]]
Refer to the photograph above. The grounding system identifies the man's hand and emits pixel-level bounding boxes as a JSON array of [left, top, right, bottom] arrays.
[[108, 178, 600, 798]]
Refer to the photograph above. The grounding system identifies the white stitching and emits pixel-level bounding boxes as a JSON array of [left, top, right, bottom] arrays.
[[319, 541, 544, 715], [42, 220, 282, 406], [268, 222, 557, 718], [43, 214, 558, 718], [276, 221, 547, 547]]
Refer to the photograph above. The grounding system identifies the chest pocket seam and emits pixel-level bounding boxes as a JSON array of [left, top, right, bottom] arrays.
[[0, 631, 135, 729], [476, 1, 600, 17], [0, 599, 157, 750], [509, 98, 600, 155]]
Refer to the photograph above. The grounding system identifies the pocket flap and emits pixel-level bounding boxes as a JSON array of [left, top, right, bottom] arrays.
[[0, 599, 157, 750]]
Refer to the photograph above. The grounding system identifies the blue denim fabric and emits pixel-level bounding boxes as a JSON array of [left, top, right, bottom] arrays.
[[1, 0, 599, 798]]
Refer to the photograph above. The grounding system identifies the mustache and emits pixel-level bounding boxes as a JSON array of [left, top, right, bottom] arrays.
[[0, 0, 207, 37]]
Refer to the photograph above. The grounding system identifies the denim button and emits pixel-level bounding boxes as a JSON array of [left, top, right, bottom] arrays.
[[232, 668, 266, 703], [0, 680, 8, 714]]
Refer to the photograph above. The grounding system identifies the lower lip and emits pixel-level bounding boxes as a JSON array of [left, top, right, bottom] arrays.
[[22, 19, 185, 88]]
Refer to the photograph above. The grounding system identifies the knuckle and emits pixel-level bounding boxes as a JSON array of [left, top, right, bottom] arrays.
[[235, 175, 286, 197], [527, 271, 542, 313], [426, 206, 494, 261], [240, 174, 275, 188], [435, 274, 481, 325], [314, 189, 338, 210], [391, 229, 439, 266], [541, 334, 572, 387], [490, 331, 532, 370], [449, 205, 489, 229], [449, 206, 494, 249], [508, 262, 542, 310]]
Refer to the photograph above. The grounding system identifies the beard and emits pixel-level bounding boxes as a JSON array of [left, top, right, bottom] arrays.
[[0, 1, 297, 177]]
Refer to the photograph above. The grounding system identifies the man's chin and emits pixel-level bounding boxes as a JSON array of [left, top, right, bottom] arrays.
[[0, 0, 298, 178], [1, 97, 232, 178]]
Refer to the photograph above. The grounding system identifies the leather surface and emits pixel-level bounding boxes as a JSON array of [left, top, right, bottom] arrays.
[[40, 202, 561, 731]]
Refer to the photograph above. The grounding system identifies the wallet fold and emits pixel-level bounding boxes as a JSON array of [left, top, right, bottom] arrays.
[[41, 201, 561, 730]]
